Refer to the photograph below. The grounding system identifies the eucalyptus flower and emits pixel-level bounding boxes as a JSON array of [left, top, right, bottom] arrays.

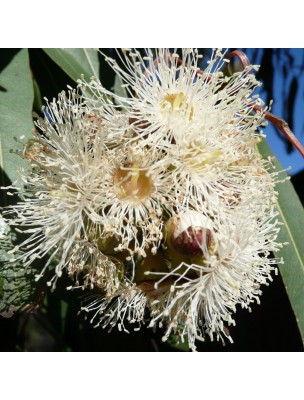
[[78, 48, 284, 349], [4, 90, 129, 287], [149, 209, 283, 350], [92, 143, 173, 258], [81, 278, 148, 333], [2, 49, 286, 351], [81, 48, 265, 149]]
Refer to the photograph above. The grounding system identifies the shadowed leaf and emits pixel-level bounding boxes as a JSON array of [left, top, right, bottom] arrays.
[[0, 225, 41, 317], [43, 48, 99, 83], [258, 140, 304, 343]]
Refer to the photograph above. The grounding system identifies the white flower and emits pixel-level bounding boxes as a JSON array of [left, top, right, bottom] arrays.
[[82, 49, 265, 149], [67, 241, 123, 296], [81, 48, 269, 215], [3, 48, 285, 351], [92, 144, 170, 258], [81, 279, 148, 333], [77, 48, 284, 349], [4, 89, 129, 287], [150, 208, 283, 350]]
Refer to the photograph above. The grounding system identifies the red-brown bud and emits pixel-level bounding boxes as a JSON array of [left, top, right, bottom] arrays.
[[165, 212, 213, 258], [172, 226, 212, 257]]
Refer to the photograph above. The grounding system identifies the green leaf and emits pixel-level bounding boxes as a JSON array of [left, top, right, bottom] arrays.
[[0, 275, 3, 298], [0, 49, 34, 191], [32, 76, 43, 113], [166, 333, 190, 351], [113, 75, 128, 98], [61, 300, 69, 335], [0, 225, 40, 317], [258, 140, 304, 342], [43, 48, 99, 83], [0, 50, 44, 318]]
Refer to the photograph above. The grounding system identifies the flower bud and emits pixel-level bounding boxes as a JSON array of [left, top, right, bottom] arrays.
[[165, 211, 213, 258], [135, 250, 170, 282]]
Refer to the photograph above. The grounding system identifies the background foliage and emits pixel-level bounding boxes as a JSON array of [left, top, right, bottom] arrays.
[[0, 49, 303, 351]]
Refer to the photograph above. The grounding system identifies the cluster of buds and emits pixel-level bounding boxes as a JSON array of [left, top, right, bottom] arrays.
[[3, 49, 284, 350]]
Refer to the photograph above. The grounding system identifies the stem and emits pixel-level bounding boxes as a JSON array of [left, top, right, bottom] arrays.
[[227, 50, 304, 158]]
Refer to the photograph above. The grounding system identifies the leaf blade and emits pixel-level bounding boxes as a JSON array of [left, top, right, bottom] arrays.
[[42, 48, 99, 83], [258, 140, 304, 341], [0, 222, 41, 317], [0, 49, 34, 189]]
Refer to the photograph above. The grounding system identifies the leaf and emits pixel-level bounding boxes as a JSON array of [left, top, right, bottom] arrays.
[[112, 75, 128, 98], [0, 225, 41, 317], [32, 76, 43, 113], [0, 49, 42, 315], [43, 48, 99, 83], [258, 140, 304, 342], [61, 300, 69, 335], [166, 333, 190, 351], [0, 49, 34, 191], [0, 275, 3, 298]]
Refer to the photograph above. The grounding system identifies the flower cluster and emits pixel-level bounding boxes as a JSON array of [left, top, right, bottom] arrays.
[[4, 49, 284, 350]]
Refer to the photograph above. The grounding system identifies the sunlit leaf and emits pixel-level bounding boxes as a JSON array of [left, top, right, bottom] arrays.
[[0, 50, 38, 315], [43, 48, 99, 83], [258, 140, 304, 342], [0, 49, 34, 191]]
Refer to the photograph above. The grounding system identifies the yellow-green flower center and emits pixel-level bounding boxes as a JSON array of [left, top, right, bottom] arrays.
[[162, 92, 194, 120], [113, 163, 153, 202], [183, 144, 222, 170]]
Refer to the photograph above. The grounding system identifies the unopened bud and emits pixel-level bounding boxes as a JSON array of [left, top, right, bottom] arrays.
[[173, 226, 212, 257], [165, 211, 213, 258], [135, 250, 170, 282]]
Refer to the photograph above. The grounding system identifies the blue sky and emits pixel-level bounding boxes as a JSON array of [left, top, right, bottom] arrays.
[[244, 48, 304, 176]]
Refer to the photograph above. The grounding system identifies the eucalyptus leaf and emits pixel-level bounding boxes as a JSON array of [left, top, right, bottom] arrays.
[[0, 275, 3, 298], [0, 226, 40, 317], [113, 75, 128, 98], [0, 49, 34, 192], [32, 76, 43, 113], [43, 48, 99, 83], [258, 140, 304, 342], [167, 333, 190, 351]]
